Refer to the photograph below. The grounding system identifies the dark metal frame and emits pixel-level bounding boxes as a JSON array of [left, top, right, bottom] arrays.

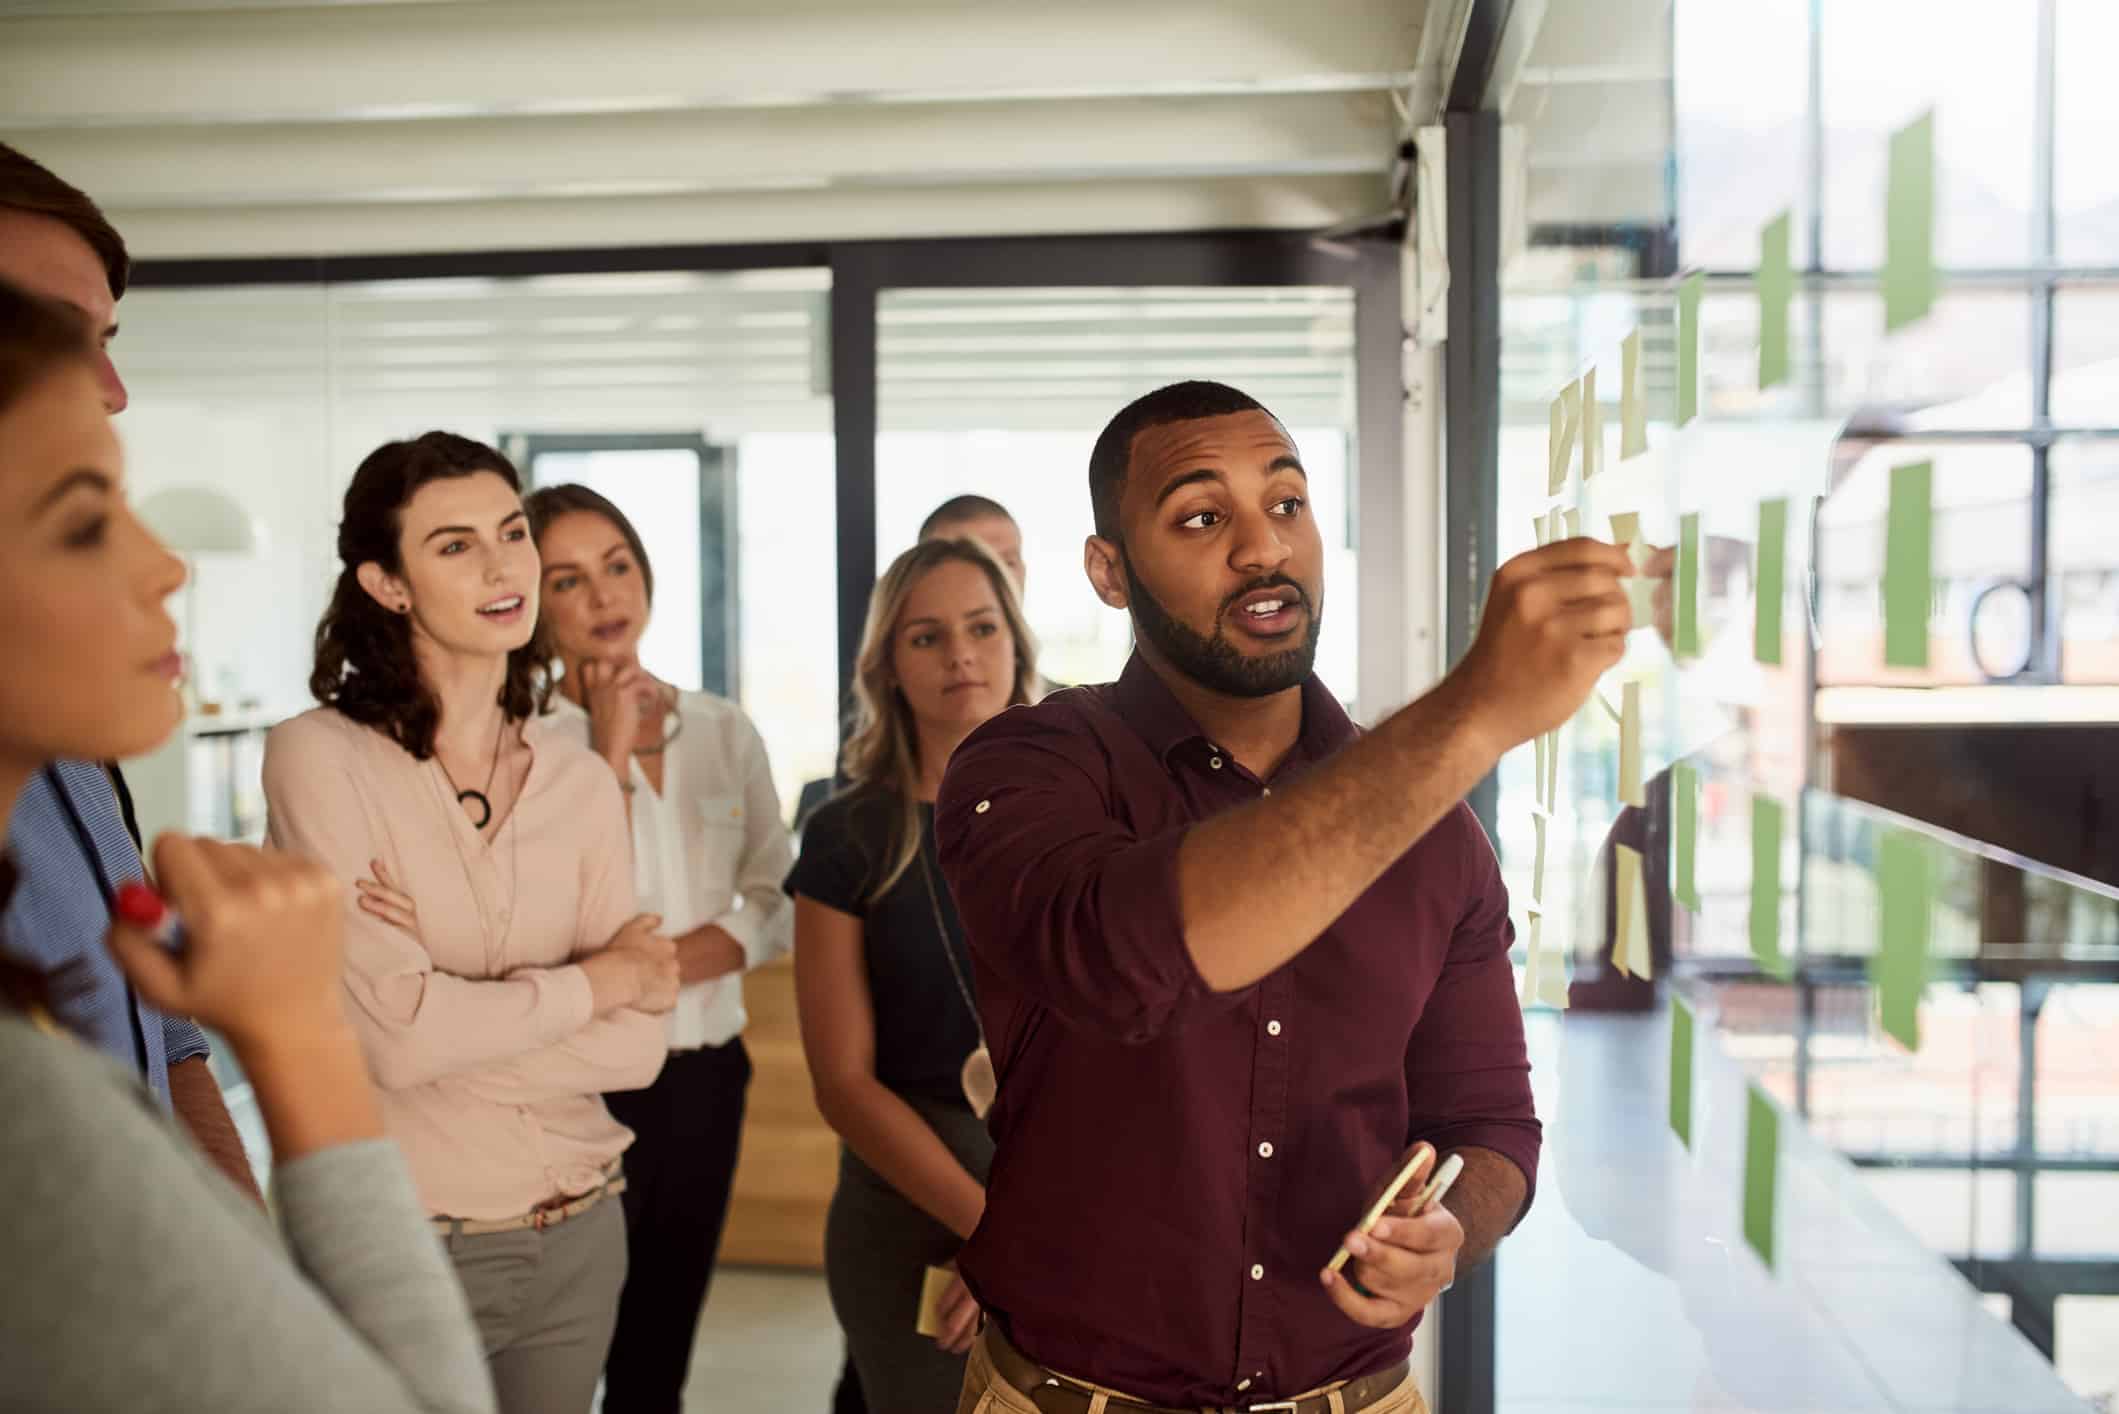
[[511, 432, 743, 700], [134, 226, 1403, 726], [1437, 7, 1520, 1407], [823, 231, 1406, 713]]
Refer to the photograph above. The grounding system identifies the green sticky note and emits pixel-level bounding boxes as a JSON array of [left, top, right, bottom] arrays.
[[1676, 512, 1702, 658], [1669, 996, 1695, 1148], [1677, 272, 1704, 426], [1755, 498, 1788, 665], [1620, 328, 1648, 459], [1744, 1084, 1780, 1270], [1673, 761, 1701, 911], [1884, 110, 1937, 333], [1885, 460, 1933, 669], [1750, 794, 1791, 981], [1873, 829, 1934, 1051], [1759, 211, 1792, 389]]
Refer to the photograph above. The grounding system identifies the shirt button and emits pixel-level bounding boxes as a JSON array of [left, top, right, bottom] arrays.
[[1262, 787, 1272, 796], [1267, 1020, 1282, 1037], [1210, 756, 1224, 770], [974, 800, 991, 814], [1250, 1264, 1265, 1281], [1258, 1142, 1274, 1159], [1237, 1379, 1252, 1392]]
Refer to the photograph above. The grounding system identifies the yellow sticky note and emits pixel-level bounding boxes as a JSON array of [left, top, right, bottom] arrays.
[[1619, 680, 1644, 808], [1543, 728, 1560, 810], [1581, 366, 1602, 480], [1610, 511, 1641, 546], [1533, 733, 1549, 810], [1533, 514, 1552, 548], [1538, 919, 1570, 1008], [1548, 506, 1566, 549], [1620, 328, 1648, 460], [1563, 508, 1581, 540], [914, 1266, 955, 1336], [1549, 380, 1581, 495], [1615, 843, 1652, 979], [1531, 812, 1548, 904]]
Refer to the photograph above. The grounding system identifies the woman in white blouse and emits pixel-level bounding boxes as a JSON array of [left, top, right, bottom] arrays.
[[524, 484, 795, 1414]]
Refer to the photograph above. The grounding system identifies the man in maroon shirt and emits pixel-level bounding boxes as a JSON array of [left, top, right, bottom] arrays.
[[935, 381, 1632, 1413]]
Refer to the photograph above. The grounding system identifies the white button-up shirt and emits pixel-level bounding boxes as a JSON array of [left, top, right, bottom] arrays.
[[549, 690, 794, 1050]]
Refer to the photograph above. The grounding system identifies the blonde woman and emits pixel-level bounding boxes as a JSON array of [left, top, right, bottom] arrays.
[[786, 537, 1038, 1414]]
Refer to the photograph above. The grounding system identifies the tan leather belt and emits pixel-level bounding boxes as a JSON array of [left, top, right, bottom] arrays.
[[431, 1164, 626, 1239], [983, 1324, 1412, 1414]]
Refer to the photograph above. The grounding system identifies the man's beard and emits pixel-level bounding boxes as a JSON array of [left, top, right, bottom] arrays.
[[1124, 553, 1321, 699]]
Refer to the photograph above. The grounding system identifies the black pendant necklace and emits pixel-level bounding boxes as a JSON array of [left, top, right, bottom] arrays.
[[443, 718, 506, 830]]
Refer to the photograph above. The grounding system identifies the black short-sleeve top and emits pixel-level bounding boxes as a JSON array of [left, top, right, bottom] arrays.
[[784, 787, 982, 1108]]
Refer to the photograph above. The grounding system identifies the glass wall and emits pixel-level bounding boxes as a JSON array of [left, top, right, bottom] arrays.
[[873, 286, 1359, 700], [1495, 3, 2119, 1407], [115, 267, 837, 820]]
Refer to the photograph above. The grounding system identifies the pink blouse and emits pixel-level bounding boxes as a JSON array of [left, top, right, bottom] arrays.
[[263, 706, 665, 1220]]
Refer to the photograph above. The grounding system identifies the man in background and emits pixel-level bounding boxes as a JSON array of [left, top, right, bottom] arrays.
[[0, 141, 259, 1200], [919, 493, 1063, 702]]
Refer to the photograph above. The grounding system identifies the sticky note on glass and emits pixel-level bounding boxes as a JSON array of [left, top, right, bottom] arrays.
[[1611, 511, 1641, 545], [1755, 497, 1788, 666], [1750, 795, 1792, 981], [1743, 1084, 1779, 1271], [1581, 366, 1602, 480], [1676, 512, 1702, 658], [1537, 915, 1569, 1009], [1549, 379, 1581, 495], [1758, 211, 1792, 389], [1677, 272, 1704, 427], [1673, 761, 1701, 911], [1615, 842, 1652, 980], [1543, 728, 1560, 811], [1520, 911, 1544, 1007], [1533, 732, 1550, 809], [1619, 680, 1644, 807], [1531, 812, 1549, 904], [1884, 109, 1937, 333], [1873, 829, 1933, 1051], [1620, 328, 1648, 459], [1563, 507, 1581, 539], [1884, 460, 1933, 669], [1533, 514, 1553, 548], [1669, 995, 1695, 1149]]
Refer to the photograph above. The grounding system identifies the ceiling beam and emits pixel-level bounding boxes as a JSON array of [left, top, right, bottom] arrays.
[[0, 0, 1424, 129], [17, 91, 1396, 210], [107, 173, 1385, 258]]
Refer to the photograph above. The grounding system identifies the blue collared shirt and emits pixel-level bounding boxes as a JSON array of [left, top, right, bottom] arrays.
[[2, 761, 209, 1107]]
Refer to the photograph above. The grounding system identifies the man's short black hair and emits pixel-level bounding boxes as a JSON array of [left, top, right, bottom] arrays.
[[919, 493, 1016, 541], [1087, 380, 1271, 541]]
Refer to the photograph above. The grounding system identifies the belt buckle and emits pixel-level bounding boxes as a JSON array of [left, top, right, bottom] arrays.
[[1243, 1402, 1301, 1412]]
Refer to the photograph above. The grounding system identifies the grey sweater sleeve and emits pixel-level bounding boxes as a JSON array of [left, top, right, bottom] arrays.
[[0, 1018, 495, 1414]]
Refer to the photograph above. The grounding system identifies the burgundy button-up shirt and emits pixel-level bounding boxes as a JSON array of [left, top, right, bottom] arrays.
[[934, 655, 1539, 1407]]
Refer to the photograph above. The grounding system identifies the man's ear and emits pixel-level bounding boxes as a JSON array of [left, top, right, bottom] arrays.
[[356, 561, 410, 615], [1084, 535, 1129, 610]]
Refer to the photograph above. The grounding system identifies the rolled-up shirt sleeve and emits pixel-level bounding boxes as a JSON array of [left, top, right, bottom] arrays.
[[161, 1014, 210, 1068], [1403, 805, 1541, 1221], [935, 709, 1206, 1044]]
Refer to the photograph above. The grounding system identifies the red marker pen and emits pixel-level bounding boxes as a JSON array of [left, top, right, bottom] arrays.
[[114, 881, 184, 948]]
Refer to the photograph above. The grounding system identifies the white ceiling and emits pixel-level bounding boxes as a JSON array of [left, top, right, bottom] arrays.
[[1, 0, 1444, 257]]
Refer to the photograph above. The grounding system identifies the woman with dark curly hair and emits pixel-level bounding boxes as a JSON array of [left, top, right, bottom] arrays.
[[261, 431, 681, 1414]]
